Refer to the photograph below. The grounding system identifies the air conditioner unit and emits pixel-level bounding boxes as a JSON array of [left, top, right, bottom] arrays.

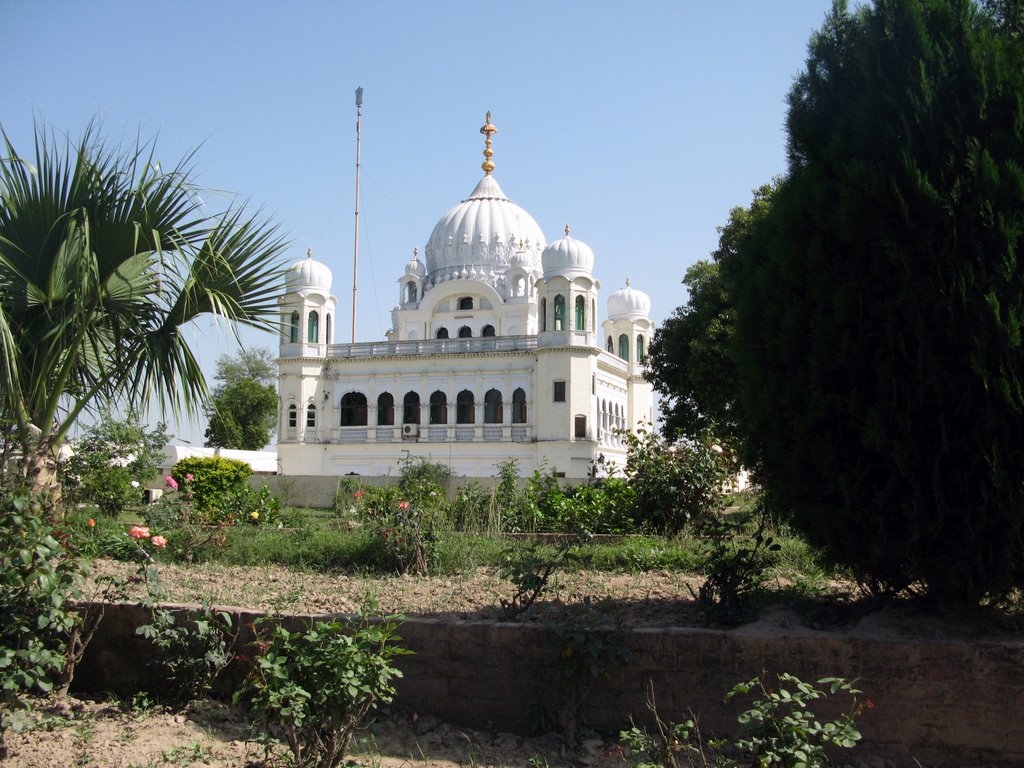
[[402, 424, 419, 438]]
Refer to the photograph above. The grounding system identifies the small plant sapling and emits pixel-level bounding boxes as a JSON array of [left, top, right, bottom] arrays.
[[235, 608, 410, 768]]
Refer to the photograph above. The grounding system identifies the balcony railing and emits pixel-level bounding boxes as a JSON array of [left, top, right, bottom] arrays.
[[297, 425, 534, 444], [326, 335, 538, 360]]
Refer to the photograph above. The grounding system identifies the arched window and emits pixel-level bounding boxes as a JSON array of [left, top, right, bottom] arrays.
[[637, 334, 646, 363], [482, 324, 495, 337], [429, 390, 448, 424], [403, 392, 421, 424], [405, 281, 417, 303], [458, 296, 473, 310], [287, 403, 297, 428], [307, 311, 319, 343], [554, 295, 566, 331], [484, 389, 503, 423], [306, 403, 317, 428], [377, 392, 395, 426], [458, 326, 472, 338], [436, 327, 449, 339], [575, 295, 585, 330], [606, 336, 614, 352], [289, 312, 300, 343], [325, 314, 332, 345], [512, 388, 527, 424], [591, 299, 596, 329], [540, 298, 547, 332], [340, 392, 368, 426], [456, 390, 475, 424], [618, 333, 630, 361]]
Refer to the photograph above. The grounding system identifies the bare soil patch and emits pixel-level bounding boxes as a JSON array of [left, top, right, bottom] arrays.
[[86, 559, 709, 628]]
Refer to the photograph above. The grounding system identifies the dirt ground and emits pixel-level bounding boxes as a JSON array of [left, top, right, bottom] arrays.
[[3, 695, 619, 768]]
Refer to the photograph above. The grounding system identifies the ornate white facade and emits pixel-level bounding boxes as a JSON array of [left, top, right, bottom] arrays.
[[277, 115, 654, 479]]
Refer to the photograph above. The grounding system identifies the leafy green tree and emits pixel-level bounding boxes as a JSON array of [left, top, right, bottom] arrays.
[[213, 347, 276, 389], [647, 184, 775, 447], [204, 378, 277, 450], [730, 0, 1024, 601], [0, 123, 287, 496]]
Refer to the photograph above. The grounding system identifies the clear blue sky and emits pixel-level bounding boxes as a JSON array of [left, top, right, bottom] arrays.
[[2, 0, 834, 445]]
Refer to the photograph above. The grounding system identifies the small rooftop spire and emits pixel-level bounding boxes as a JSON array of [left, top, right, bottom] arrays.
[[564, 224, 571, 237], [626, 276, 631, 287], [307, 247, 313, 259], [480, 111, 497, 176]]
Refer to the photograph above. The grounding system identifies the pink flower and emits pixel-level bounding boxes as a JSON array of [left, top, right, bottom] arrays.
[[397, 500, 411, 511], [165, 475, 179, 490], [185, 473, 194, 482], [129, 526, 150, 539], [150, 535, 168, 548]]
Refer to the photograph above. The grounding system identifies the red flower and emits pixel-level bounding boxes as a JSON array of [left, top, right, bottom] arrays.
[[354, 490, 366, 498], [87, 518, 95, 528], [397, 500, 411, 511]]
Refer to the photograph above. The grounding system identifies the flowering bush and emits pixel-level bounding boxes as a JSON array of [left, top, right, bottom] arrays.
[[143, 477, 228, 563], [170, 456, 251, 521], [126, 524, 168, 562], [354, 486, 434, 575], [56, 414, 166, 516], [220, 483, 281, 527]]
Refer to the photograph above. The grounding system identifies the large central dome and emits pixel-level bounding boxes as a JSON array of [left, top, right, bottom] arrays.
[[423, 175, 546, 279]]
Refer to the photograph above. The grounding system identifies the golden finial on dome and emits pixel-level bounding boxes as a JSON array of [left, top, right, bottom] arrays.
[[564, 224, 571, 237], [480, 111, 497, 176], [307, 247, 313, 259], [626, 276, 631, 287]]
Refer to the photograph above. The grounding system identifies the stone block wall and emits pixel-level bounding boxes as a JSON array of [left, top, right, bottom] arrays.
[[74, 602, 1024, 767]]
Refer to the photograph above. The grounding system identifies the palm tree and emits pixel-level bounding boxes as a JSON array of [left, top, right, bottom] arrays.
[[0, 123, 288, 496]]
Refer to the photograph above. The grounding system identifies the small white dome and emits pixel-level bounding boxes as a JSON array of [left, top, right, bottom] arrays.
[[285, 251, 333, 294], [405, 249, 426, 277], [607, 279, 651, 319], [510, 242, 533, 269], [542, 227, 594, 280]]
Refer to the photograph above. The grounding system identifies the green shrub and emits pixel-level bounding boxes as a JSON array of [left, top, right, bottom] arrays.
[[221, 483, 281, 527], [696, 513, 781, 626], [0, 489, 82, 753], [235, 611, 410, 768], [621, 427, 728, 535], [171, 456, 252, 521]]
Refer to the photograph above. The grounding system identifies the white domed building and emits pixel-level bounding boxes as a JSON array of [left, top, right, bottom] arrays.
[[277, 115, 654, 478]]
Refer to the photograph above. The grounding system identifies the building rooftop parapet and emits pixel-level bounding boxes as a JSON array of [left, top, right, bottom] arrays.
[[313, 335, 541, 360]]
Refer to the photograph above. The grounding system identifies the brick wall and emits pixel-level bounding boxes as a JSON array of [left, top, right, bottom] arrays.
[[74, 602, 1024, 766]]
